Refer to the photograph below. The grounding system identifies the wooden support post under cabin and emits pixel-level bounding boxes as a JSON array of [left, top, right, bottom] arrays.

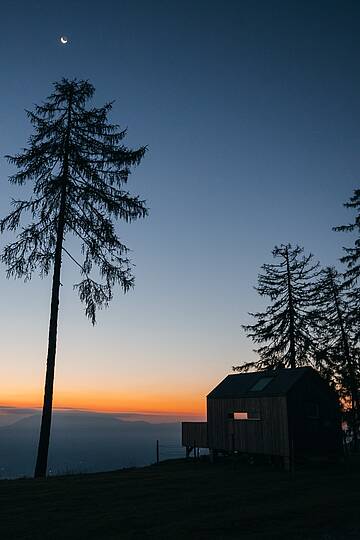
[[284, 439, 295, 472], [210, 449, 217, 463], [283, 455, 291, 472]]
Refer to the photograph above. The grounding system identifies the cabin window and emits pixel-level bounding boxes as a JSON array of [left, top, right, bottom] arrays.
[[305, 402, 320, 419], [229, 411, 261, 421], [234, 412, 248, 420], [249, 377, 274, 391]]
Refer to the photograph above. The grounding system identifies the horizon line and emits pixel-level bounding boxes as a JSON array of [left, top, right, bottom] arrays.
[[0, 404, 204, 417]]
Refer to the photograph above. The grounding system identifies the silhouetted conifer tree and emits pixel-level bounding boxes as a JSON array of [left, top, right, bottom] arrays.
[[0, 79, 148, 478], [234, 244, 320, 372], [314, 267, 359, 447], [334, 189, 360, 344], [334, 189, 360, 286]]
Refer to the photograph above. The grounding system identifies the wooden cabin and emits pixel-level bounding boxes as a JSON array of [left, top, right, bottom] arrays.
[[182, 367, 342, 465]]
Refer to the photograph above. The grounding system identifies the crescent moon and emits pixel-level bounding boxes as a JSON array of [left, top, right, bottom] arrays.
[[60, 36, 68, 44]]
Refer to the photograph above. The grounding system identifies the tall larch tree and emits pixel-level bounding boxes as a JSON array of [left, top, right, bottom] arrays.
[[0, 79, 148, 478], [234, 244, 320, 373]]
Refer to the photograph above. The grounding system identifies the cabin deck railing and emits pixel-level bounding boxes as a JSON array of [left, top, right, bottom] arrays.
[[182, 422, 208, 448]]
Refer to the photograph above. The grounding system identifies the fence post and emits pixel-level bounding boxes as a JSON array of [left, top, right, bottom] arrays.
[[156, 439, 160, 464]]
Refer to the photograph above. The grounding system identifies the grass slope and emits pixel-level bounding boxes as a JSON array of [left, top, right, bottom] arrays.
[[0, 457, 359, 539]]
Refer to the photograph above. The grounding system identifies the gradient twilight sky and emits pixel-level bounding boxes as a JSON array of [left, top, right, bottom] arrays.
[[0, 0, 359, 416]]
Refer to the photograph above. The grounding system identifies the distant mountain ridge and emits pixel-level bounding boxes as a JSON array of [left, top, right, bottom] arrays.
[[0, 410, 182, 478]]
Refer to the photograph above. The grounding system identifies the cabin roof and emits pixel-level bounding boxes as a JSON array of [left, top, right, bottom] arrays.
[[207, 367, 314, 399]]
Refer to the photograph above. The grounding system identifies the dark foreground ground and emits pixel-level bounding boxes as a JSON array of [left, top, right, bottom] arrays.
[[0, 456, 359, 540]]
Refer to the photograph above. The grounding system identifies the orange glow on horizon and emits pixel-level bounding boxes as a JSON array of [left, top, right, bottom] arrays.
[[0, 388, 206, 417]]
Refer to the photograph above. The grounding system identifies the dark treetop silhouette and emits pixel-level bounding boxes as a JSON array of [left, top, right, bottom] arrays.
[[234, 244, 320, 373], [0, 78, 148, 478], [334, 189, 360, 347], [334, 189, 360, 288]]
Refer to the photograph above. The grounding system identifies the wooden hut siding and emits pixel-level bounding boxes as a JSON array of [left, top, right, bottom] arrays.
[[207, 396, 289, 456], [182, 422, 208, 448], [286, 371, 342, 456]]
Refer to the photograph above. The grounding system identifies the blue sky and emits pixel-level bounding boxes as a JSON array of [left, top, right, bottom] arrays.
[[0, 0, 359, 414]]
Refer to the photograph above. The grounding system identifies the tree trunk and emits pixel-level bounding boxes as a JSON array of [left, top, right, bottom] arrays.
[[34, 93, 72, 478], [34, 190, 66, 477]]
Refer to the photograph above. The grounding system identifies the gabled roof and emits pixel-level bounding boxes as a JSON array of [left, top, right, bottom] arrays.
[[207, 367, 314, 399]]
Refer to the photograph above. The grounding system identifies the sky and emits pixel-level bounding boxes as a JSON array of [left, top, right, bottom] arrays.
[[0, 0, 359, 417]]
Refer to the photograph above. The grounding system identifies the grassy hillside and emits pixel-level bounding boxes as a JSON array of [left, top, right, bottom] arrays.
[[0, 456, 359, 539]]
